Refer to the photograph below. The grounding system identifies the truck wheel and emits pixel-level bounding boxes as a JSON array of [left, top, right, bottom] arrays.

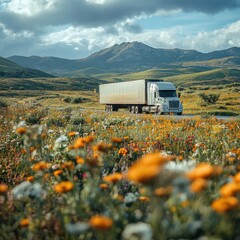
[[131, 106, 135, 114], [157, 107, 162, 115], [135, 106, 139, 114], [177, 112, 182, 115]]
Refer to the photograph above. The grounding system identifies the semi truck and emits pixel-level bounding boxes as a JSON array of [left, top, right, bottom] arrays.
[[99, 79, 183, 115]]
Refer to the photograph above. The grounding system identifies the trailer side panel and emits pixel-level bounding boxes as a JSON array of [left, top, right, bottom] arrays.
[[99, 80, 147, 105]]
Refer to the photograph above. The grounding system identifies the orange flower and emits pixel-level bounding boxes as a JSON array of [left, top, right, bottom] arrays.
[[99, 183, 108, 189], [16, 127, 27, 135], [73, 138, 85, 149], [103, 173, 123, 184], [19, 218, 30, 228], [68, 131, 78, 137], [84, 135, 94, 143], [127, 164, 161, 184], [0, 183, 8, 193], [76, 156, 85, 164], [212, 197, 239, 213], [32, 161, 51, 171], [89, 215, 113, 230], [233, 172, 240, 183], [93, 143, 112, 152], [61, 161, 74, 170], [118, 148, 128, 156], [185, 163, 221, 181], [154, 187, 172, 197], [26, 176, 34, 182], [220, 182, 240, 197], [112, 137, 122, 143], [138, 196, 150, 202], [190, 178, 207, 193], [53, 170, 63, 176], [54, 181, 74, 193], [126, 152, 172, 184]]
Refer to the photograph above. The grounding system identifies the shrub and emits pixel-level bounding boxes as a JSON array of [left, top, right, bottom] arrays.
[[0, 99, 8, 108], [199, 93, 220, 105], [63, 97, 72, 103]]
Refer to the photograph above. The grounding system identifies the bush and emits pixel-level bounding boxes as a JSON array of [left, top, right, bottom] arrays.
[[63, 97, 72, 103], [199, 93, 220, 104], [0, 99, 8, 108]]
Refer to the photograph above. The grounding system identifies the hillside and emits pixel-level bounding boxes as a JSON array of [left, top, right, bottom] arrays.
[[7, 42, 240, 76], [0, 56, 55, 78], [0, 76, 106, 91]]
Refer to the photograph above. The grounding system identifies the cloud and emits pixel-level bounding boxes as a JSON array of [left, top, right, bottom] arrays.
[[0, 0, 240, 58], [1, 0, 240, 32]]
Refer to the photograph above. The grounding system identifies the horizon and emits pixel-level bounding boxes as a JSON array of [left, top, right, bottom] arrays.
[[5, 42, 240, 60]]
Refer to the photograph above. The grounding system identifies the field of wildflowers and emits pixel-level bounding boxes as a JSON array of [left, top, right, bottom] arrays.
[[0, 104, 240, 240]]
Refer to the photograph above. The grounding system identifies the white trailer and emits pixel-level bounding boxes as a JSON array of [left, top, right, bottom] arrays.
[[99, 79, 183, 115]]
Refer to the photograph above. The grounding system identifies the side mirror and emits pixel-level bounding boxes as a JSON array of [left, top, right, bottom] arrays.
[[178, 92, 181, 98]]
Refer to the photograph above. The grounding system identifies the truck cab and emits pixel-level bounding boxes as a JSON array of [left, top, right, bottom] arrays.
[[148, 82, 183, 115]]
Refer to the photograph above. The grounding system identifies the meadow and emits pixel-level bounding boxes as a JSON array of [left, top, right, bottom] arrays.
[[0, 103, 240, 239]]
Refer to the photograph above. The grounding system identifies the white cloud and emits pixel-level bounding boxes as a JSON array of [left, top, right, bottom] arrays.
[[5, 0, 55, 16]]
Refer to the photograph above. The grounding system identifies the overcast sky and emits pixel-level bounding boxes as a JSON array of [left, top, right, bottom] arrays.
[[0, 0, 240, 59]]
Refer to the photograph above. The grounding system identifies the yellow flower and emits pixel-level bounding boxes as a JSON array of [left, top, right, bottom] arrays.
[[54, 181, 74, 193], [89, 215, 113, 230]]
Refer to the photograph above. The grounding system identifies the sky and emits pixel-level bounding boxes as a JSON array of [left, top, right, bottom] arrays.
[[0, 0, 240, 59]]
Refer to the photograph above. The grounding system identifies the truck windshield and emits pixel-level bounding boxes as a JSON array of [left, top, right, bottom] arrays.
[[158, 90, 177, 98]]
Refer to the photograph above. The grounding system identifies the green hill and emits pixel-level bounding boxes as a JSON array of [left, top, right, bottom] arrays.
[[0, 56, 55, 78]]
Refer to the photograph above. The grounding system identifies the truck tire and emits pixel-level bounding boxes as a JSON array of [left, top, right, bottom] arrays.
[[131, 106, 135, 114], [135, 106, 142, 114], [177, 112, 182, 115], [157, 106, 162, 115], [135, 106, 139, 114]]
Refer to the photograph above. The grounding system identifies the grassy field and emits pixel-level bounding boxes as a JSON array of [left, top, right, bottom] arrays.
[[0, 104, 239, 239], [1, 83, 239, 115]]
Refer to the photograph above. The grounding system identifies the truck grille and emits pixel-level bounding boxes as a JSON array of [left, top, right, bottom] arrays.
[[169, 100, 179, 109]]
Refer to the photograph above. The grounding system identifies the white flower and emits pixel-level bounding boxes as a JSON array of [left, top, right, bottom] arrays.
[[124, 192, 138, 204], [54, 135, 69, 150], [65, 222, 89, 235], [122, 222, 153, 240], [12, 182, 45, 200], [165, 160, 196, 172]]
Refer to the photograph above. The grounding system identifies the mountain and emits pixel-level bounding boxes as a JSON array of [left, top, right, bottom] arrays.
[[0, 56, 55, 78], [7, 42, 240, 76]]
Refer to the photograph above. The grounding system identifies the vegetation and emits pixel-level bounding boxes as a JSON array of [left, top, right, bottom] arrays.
[[0, 105, 239, 239], [199, 93, 220, 105]]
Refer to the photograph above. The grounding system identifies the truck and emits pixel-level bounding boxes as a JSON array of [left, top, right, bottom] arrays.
[[99, 79, 183, 115]]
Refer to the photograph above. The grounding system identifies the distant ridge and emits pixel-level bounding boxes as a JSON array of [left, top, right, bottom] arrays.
[[0, 56, 55, 78], [7, 41, 240, 76]]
